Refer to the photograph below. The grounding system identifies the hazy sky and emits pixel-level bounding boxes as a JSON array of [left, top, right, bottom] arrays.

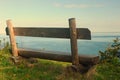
[[0, 0, 120, 34]]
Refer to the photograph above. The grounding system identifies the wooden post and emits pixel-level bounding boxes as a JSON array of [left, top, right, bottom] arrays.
[[69, 18, 79, 66], [6, 20, 18, 57]]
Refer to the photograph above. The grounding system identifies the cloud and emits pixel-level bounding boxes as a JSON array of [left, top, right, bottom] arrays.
[[53, 3, 104, 8], [64, 4, 90, 8], [54, 3, 61, 7]]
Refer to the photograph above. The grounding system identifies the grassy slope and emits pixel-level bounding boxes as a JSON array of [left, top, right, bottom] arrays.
[[96, 64, 120, 80], [0, 48, 83, 80], [0, 48, 120, 80]]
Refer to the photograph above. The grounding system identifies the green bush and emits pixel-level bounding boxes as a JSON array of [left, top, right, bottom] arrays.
[[99, 38, 120, 65]]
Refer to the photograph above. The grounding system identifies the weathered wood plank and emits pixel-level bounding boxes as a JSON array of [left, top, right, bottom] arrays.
[[6, 20, 18, 57], [69, 18, 79, 66], [18, 49, 99, 65], [6, 27, 91, 39]]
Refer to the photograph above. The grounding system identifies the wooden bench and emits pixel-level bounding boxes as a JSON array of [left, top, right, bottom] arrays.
[[6, 18, 99, 66]]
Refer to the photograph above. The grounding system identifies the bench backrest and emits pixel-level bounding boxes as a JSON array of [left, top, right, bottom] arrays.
[[6, 27, 91, 39], [6, 18, 91, 65]]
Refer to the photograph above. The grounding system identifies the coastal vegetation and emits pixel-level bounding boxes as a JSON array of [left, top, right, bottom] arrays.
[[0, 38, 120, 80]]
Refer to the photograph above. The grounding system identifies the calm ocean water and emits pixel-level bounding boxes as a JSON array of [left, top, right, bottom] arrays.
[[0, 32, 120, 56]]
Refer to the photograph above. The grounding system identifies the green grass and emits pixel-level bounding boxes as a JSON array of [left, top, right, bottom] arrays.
[[0, 48, 84, 80], [0, 46, 120, 80], [94, 63, 120, 80]]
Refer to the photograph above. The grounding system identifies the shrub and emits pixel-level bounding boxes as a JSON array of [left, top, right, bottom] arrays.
[[99, 38, 120, 65]]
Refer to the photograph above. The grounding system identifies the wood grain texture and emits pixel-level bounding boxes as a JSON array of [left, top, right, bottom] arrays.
[[18, 49, 99, 65], [6, 20, 18, 57], [6, 27, 91, 39]]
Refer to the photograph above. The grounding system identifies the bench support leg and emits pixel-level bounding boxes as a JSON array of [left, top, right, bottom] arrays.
[[69, 18, 79, 66], [6, 20, 19, 63]]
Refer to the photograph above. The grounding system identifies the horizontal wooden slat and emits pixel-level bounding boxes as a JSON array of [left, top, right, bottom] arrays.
[[6, 27, 91, 39], [18, 49, 99, 65]]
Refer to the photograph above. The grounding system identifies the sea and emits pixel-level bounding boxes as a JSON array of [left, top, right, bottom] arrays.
[[0, 32, 120, 56]]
